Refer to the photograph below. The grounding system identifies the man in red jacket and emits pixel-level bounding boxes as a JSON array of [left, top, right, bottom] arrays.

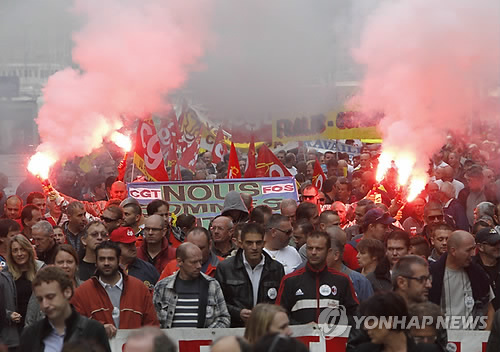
[[72, 241, 159, 338], [137, 214, 176, 273]]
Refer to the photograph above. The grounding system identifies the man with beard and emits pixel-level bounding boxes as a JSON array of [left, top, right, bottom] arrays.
[[215, 222, 285, 327], [18, 266, 110, 352], [72, 241, 159, 338], [111, 226, 159, 290], [62, 201, 88, 255]]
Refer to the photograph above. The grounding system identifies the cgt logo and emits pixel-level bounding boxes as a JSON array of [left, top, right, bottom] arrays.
[[262, 184, 295, 194], [129, 188, 162, 200]]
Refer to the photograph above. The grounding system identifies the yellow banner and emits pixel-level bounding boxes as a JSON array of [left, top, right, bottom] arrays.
[[272, 110, 383, 143]]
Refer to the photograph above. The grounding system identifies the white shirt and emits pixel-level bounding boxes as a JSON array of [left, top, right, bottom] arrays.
[[435, 179, 464, 198], [264, 245, 302, 275], [243, 253, 265, 306]]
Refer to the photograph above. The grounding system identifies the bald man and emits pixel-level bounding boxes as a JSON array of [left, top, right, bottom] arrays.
[[429, 231, 495, 330], [435, 165, 464, 198], [439, 181, 469, 231], [280, 199, 297, 225], [153, 242, 230, 329]]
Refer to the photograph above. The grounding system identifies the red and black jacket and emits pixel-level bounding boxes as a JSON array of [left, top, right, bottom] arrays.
[[276, 262, 359, 324]]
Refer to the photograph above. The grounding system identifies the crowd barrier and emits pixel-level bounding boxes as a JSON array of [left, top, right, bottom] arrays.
[[110, 325, 491, 352]]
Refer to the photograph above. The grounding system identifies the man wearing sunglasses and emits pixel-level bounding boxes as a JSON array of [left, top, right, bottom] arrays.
[[264, 214, 302, 275]]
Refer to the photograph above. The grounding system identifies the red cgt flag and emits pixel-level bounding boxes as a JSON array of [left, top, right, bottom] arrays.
[[133, 119, 169, 181], [312, 158, 326, 190], [227, 142, 241, 179], [244, 136, 256, 178], [212, 126, 227, 164], [256, 144, 292, 178]]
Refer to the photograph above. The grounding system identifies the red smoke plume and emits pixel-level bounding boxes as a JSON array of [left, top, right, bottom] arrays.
[[351, 0, 500, 192], [35, 0, 212, 163]]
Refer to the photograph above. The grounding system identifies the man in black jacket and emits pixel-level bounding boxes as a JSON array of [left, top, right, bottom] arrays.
[[18, 266, 110, 352], [428, 230, 495, 330], [215, 222, 285, 327], [473, 228, 500, 311]]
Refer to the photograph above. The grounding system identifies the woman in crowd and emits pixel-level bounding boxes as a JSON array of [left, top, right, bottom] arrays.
[[6, 235, 43, 331], [355, 292, 441, 352], [356, 239, 391, 292], [244, 304, 292, 345], [25, 244, 81, 327]]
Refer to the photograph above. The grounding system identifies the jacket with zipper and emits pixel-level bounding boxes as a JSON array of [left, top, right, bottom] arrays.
[[276, 262, 359, 324], [71, 271, 159, 328], [215, 249, 285, 327]]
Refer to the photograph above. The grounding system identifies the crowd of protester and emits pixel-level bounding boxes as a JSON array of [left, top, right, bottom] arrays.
[[0, 131, 500, 352]]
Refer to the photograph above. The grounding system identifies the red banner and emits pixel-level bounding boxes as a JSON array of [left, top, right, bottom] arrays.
[[156, 111, 182, 180], [227, 142, 241, 179], [244, 136, 256, 178], [256, 144, 292, 178], [312, 158, 326, 190], [133, 119, 169, 181], [211, 126, 227, 164]]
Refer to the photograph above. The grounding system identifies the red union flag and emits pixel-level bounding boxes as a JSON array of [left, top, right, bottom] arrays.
[[212, 126, 227, 164], [312, 158, 326, 190], [244, 136, 256, 178], [178, 125, 203, 172], [156, 111, 181, 180], [133, 119, 169, 181], [227, 142, 241, 179], [256, 144, 292, 178]]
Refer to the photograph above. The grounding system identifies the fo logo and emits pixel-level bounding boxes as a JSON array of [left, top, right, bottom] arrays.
[[318, 305, 349, 340]]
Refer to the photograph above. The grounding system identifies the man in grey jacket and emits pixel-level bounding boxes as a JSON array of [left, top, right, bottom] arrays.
[[153, 243, 230, 328]]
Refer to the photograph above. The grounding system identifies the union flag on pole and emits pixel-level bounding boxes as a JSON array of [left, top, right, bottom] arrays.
[[212, 126, 227, 164], [312, 158, 326, 190], [256, 144, 292, 178], [133, 119, 169, 181], [244, 136, 256, 178], [227, 142, 241, 179]]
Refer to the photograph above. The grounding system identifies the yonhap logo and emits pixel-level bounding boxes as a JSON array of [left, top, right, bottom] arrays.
[[318, 305, 349, 339]]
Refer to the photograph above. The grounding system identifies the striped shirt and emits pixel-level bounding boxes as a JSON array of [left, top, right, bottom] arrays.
[[172, 277, 200, 327]]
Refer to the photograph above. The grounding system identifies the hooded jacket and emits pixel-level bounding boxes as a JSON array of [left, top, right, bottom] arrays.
[[221, 191, 249, 223]]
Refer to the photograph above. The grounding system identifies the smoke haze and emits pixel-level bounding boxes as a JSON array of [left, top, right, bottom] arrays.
[[35, 0, 212, 161], [350, 0, 500, 176]]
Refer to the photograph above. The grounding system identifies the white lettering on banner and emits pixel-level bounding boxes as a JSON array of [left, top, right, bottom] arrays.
[[304, 140, 362, 155], [110, 327, 490, 352], [262, 184, 295, 194], [129, 188, 162, 200]]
